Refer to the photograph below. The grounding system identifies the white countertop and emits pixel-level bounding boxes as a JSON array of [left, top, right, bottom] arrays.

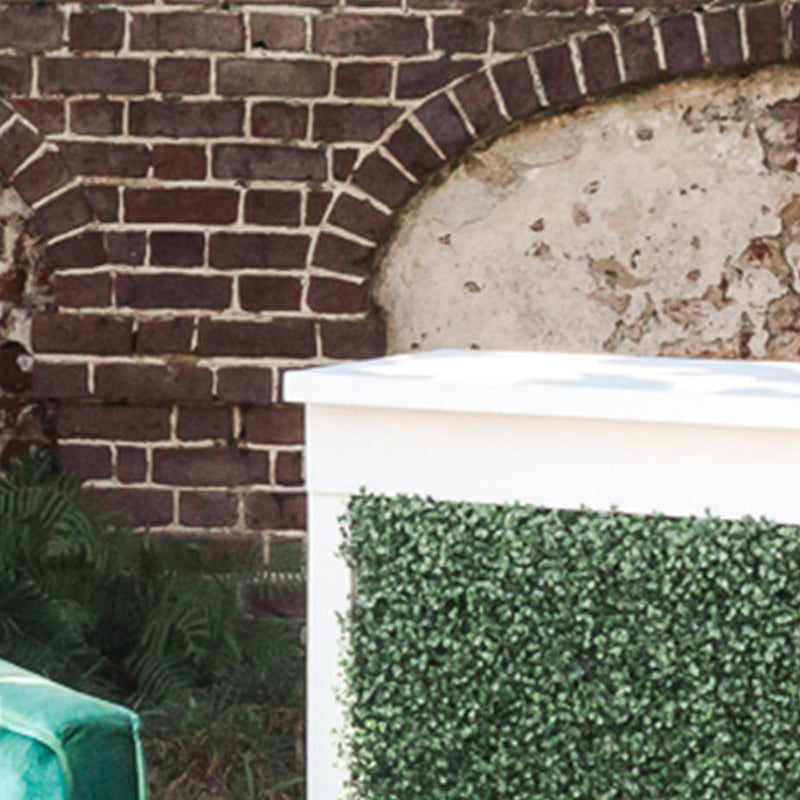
[[284, 350, 800, 430]]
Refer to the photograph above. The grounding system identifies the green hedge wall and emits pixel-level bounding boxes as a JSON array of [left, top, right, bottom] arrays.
[[341, 494, 800, 800]]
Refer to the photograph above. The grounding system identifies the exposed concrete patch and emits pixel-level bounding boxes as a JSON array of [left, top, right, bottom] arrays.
[[377, 67, 800, 360]]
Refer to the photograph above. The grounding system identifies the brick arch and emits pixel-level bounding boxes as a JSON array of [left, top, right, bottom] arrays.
[[312, 2, 789, 356]]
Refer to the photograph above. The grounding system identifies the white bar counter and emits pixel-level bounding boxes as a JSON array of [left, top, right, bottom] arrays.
[[285, 349, 800, 799]]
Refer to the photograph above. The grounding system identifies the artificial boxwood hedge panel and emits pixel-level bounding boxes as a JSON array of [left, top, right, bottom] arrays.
[[341, 494, 800, 800]]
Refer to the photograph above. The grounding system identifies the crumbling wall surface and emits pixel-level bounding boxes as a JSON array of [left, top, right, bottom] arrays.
[[379, 68, 800, 360]]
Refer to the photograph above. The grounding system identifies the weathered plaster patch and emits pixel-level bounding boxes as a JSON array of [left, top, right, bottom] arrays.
[[377, 67, 800, 360]]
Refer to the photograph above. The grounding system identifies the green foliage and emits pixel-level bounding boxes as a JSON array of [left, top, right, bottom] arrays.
[[342, 493, 800, 800]]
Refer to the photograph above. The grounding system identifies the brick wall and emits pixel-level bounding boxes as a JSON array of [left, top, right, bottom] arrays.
[[0, 0, 790, 550]]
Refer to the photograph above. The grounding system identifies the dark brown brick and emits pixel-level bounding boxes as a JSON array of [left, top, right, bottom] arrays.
[[94, 363, 213, 403], [87, 488, 172, 527], [177, 407, 233, 441], [130, 101, 244, 137], [217, 59, 329, 96], [108, 232, 146, 265], [0, 57, 31, 95], [117, 274, 231, 310], [242, 405, 303, 444], [661, 14, 702, 76], [31, 187, 94, 241], [84, 186, 119, 222], [46, 231, 107, 270], [156, 58, 210, 94], [213, 144, 326, 181], [336, 62, 392, 97], [306, 190, 332, 225], [152, 144, 206, 181], [209, 232, 309, 269], [308, 277, 369, 313], [535, 44, 581, 106], [0, 7, 63, 53], [131, 12, 244, 51], [455, 71, 505, 138], [416, 93, 471, 158], [125, 188, 238, 224], [251, 14, 306, 50], [353, 152, 416, 209], [153, 447, 268, 486], [239, 276, 302, 311], [0, 121, 40, 181], [245, 492, 306, 530], [244, 190, 302, 226], [55, 272, 111, 308], [180, 491, 238, 527], [57, 405, 170, 441], [746, 3, 782, 65], [39, 58, 149, 95], [0, 343, 29, 393], [57, 444, 112, 481], [61, 142, 150, 178], [14, 99, 64, 135], [217, 368, 272, 405], [117, 448, 147, 484], [619, 22, 660, 83], [704, 10, 743, 69], [434, 15, 488, 52], [313, 103, 401, 143], [321, 316, 386, 359], [70, 10, 124, 51], [328, 193, 392, 242], [252, 103, 308, 139], [493, 59, 540, 120], [275, 451, 303, 486], [313, 233, 375, 275], [71, 100, 123, 135], [14, 151, 71, 205], [32, 362, 88, 399], [581, 33, 620, 95], [315, 15, 427, 55], [197, 319, 316, 358], [137, 318, 195, 354], [151, 232, 205, 266], [0, 269, 24, 304], [397, 58, 480, 99], [33, 314, 132, 355]]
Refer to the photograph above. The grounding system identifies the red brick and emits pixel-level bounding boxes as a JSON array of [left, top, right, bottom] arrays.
[[57, 405, 170, 441], [14, 99, 64, 135], [580, 32, 620, 96], [57, 444, 112, 480], [197, 319, 316, 358], [239, 276, 302, 311], [275, 451, 303, 486], [0, 7, 63, 53], [494, 14, 589, 52], [152, 145, 207, 180], [314, 15, 427, 55], [117, 447, 147, 484], [244, 190, 302, 226], [397, 58, 480, 99], [117, 274, 231, 310], [156, 58, 210, 95], [313, 233, 374, 275], [84, 185, 119, 223], [492, 58, 540, 120], [131, 12, 244, 51], [87, 488, 172, 527], [125, 188, 238, 224], [94, 363, 213, 404], [0, 268, 24, 303], [328, 193, 392, 242], [217, 59, 329, 96], [455, 71, 505, 138], [535, 44, 581, 106], [416, 93, 471, 158], [245, 492, 306, 530], [313, 104, 401, 143], [0, 343, 30, 393], [336, 63, 391, 97], [704, 10, 743, 69], [33, 315, 132, 355], [0, 121, 40, 181], [137, 318, 195, 354], [252, 103, 308, 139], [46, 232, 107, 270], [31, 187, 94, 241], [619, 22, 660, 83], [306, 190, 332, 225], [251, 14, 306, 50], [0, 57, 31, 95], [70, 10, 124, 51], [61, 142, 150, 178], [660, 15, 702, 76], [209, 233, 309, 269], [32, 362, 88, 399], [108, 232, 146, 265], [387, 120, 443, 180], [308, 276, 369, 313], [14, 151, 71, 205], [217, 367, 272, 405], [39, 58, 149, 95], [151, 232, 205, 267], [153, 447, 268, 486], [180, 491, 238, 527], [213, 144, 325, 181], [353, 152, 416, 210], [55, 272, 111, 308], [434, 16, 488, 52], [71, 99, 123, 135], [178, 407, 233, 442], [321, 316, 386, 359], [746, 3, 782, 65], [130, 101, 244, 137]]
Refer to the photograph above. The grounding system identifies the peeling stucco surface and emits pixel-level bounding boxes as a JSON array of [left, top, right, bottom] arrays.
[[377, 68, 800, 360]]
